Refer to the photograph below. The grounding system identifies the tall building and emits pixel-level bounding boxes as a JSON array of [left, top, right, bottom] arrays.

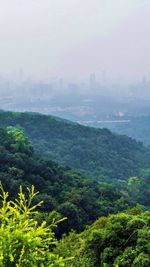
[[102, 70, 107, 84], [18, 68, 24, 83], [89, 73, 96, 89]]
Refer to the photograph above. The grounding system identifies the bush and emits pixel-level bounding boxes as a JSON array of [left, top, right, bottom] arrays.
[[0, 183, 65, 267]]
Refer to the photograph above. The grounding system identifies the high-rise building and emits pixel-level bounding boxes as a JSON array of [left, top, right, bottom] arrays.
[[18, 68, 24, 83], [89, 73, 96, 89]]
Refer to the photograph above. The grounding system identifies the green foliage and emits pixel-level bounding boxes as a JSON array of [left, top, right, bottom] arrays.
[[0, 125, 149, 235], [56, 210, 150, 267], [0, 126, 137, 234], [126, 171, 150, 208], [0, 110, 149, 179], [0, 183, 65, 267], [6, 126, 32, 154], [0, 112, 149, 266]]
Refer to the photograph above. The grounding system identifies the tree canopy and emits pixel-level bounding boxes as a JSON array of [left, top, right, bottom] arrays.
[[0, 110, 149, 180]]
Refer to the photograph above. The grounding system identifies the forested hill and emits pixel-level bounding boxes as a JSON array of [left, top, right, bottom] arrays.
[[0, 126, 119, 233], [0, 110, 150, 180], [0, 127, 150, 266], [0, 126, 150, 233]]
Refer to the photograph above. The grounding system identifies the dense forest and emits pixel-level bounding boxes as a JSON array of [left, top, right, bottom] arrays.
[[0, 126, 149, 233], [0, 112, 149, 266], [0, 110, 150, 180], [56, 207, 150, 266]]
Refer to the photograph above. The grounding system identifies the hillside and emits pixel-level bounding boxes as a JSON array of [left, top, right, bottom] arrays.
[[0, 126, 150, 233], [0, 126, 129, 234], [0, 110, 149, 180]]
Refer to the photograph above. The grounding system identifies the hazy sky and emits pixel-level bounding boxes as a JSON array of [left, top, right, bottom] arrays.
[[0, 0, 150, 82]]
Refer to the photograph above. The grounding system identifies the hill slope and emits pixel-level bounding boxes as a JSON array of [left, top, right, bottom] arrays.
[[0, 126, 129, 233], [1, 130, 149, 266], [0, 126, 149, 232], [0, 110, 149, 180]]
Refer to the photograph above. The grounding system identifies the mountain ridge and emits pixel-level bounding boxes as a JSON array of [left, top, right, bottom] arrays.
[[0, 110, 149, 180]]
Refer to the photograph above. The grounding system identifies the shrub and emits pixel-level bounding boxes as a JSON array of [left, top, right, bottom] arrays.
[[0, 183, 65, 267]]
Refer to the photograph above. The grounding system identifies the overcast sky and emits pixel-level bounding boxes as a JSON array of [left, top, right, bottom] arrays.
[[0, 0, 150, 82]]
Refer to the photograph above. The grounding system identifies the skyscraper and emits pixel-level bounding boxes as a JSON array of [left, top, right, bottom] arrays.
[[89, 73, 96, 89]]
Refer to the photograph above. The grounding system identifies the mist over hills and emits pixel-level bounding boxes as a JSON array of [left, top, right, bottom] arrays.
[[88, 115, 150, 145], [1, 76, 150, 146]]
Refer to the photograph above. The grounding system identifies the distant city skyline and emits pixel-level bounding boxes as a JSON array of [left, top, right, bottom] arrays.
[[0, 0, 150, 83], [1, 69, 150, 87]]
